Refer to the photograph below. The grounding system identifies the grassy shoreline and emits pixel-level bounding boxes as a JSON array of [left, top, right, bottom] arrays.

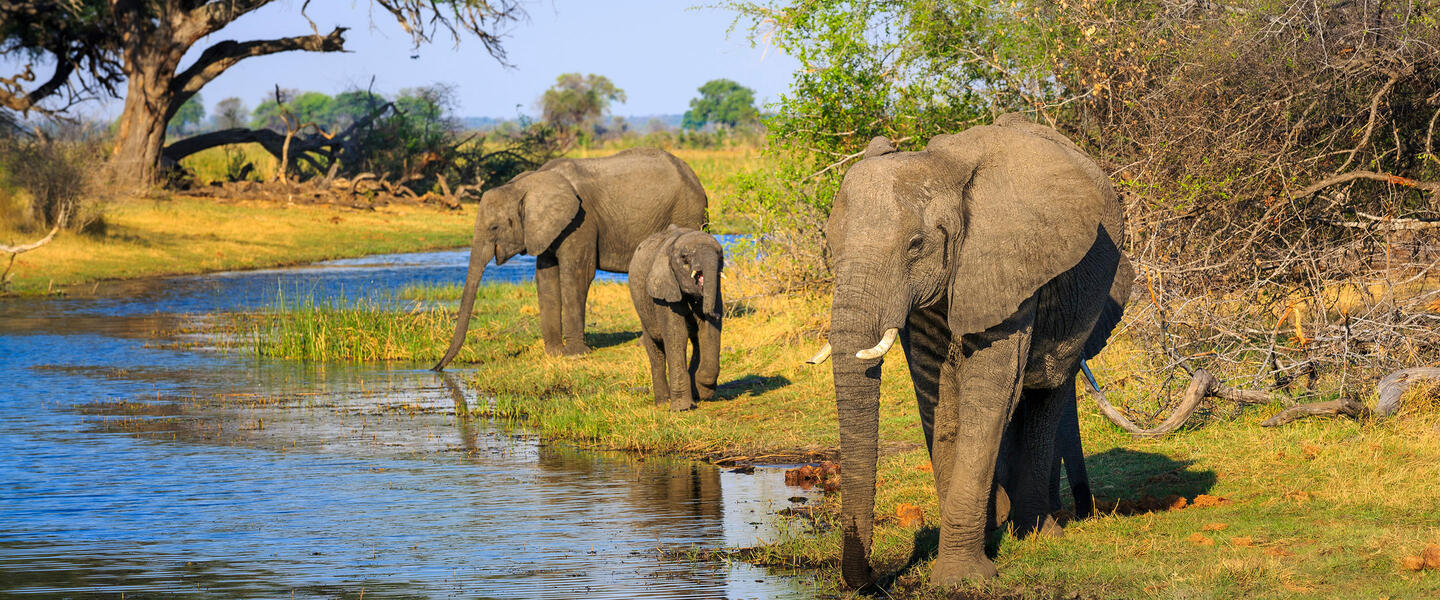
[[0, 196, 473, 296], [229, 277, 1440, 599]]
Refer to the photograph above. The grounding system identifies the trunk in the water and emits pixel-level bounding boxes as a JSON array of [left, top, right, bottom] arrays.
[[432, 243, 494, 371]]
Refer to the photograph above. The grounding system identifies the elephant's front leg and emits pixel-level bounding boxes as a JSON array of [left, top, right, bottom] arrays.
[[535, 254, 564, 354], [556, 241, 597, 356], [932, 311, 1033, 586], [663, 308, 696, 411], [689, 311, 720, 402]]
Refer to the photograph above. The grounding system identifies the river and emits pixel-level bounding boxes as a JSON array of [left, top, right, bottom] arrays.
[[0, 247, 818, 599]]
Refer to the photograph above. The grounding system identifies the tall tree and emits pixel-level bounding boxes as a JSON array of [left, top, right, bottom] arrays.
[[211, 96, 248, 129], [539, 73, 625, 144], [2, 1, 525, 185], [681, 79, 759, 130]]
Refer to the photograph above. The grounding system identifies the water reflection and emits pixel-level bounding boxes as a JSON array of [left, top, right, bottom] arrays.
[[0, 247, 813, 599]]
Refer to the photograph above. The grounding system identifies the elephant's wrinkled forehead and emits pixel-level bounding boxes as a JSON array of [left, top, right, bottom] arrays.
[[835, 153, 953, 218]]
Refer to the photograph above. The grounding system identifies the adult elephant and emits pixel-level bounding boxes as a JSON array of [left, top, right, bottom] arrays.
[[432, 148, 707, 371], [814, 116, 1131, 587]]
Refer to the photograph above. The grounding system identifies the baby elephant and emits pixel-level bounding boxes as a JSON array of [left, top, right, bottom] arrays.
[[628, 225, 724, 411]]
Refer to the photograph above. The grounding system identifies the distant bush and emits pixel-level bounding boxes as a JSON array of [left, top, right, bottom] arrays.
[[0, 135, 108, 234]]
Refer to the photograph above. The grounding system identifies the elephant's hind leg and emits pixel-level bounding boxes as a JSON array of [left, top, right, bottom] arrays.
[[1008, 384, 1066, 539], [641, 334, 669, 406]]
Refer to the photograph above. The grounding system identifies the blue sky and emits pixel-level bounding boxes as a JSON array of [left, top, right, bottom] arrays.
[[19, 1, 799, 120]]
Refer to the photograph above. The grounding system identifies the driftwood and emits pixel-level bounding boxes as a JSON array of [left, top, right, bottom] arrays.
[[1, 213, 63, 290], [1084, 364, 1270, 437], [1084, 362, 1440, 433], [1260, 398, 1371, 427]]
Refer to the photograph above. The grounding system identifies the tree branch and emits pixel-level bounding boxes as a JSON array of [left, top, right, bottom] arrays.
[[177, 0, 273, 44], [0, 60, 77, 115], [1291, 170, 1440, 198], [167, 27, 348, 116]]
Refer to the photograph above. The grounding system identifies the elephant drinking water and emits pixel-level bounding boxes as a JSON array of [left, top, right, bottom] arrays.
[[433, 148, 708, 371]]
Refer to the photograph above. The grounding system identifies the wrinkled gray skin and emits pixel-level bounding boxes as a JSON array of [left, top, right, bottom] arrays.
[[628, 225, 724, 411], [823, 115, 1131, 588], [433, 148, 708, 371]]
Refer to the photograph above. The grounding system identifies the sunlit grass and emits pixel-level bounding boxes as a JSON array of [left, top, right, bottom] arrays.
[[232, 265, 1440, 599], [0, 196, 473, 295]]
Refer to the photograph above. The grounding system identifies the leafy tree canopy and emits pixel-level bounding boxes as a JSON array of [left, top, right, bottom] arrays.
[[539, 73, 626, 133], [682, 79, 759, 130]]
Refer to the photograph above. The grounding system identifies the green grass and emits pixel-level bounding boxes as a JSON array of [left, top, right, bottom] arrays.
[[230, 268, 1440, 599]]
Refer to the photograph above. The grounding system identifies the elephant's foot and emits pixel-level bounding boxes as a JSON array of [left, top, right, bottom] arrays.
[[992, 485, 1011, 529], [1011, 512, 1064, 539], [557, 343, 591, 357], [1038, 515, 1065, 538], [930, 553, 998, 585], [669, 399, 697, 412]]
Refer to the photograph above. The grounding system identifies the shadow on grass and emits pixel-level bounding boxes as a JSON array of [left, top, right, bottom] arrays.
[[1086, 447, 1218, 515], [872, 448, 1218, 593], [585, 330, 640, 350], [715, 374, 792, 401]]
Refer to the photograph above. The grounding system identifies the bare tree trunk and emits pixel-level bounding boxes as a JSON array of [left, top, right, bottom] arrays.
[[111, 69, 172, 186]]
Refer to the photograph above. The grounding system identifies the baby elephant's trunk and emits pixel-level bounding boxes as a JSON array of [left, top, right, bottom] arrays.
[[701, 255, 721, 317]]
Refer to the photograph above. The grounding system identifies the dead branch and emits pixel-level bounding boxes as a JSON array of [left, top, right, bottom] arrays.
[[1259, 367, 1439, 426], [1260, 398, 1372, 427], [1375, 367, 1440, 417], [1329, 212, 1440, 230], [1087, 368, 1271, 436], [1, 210, 65, 289], [0, 223, 62, 255], [1291, 170, 1440, 198]]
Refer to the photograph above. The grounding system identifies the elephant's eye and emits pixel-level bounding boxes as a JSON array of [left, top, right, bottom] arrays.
[[906, 234, 925, 257]]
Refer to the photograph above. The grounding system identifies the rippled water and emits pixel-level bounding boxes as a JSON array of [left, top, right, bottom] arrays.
[[0, 246, 816, 599]]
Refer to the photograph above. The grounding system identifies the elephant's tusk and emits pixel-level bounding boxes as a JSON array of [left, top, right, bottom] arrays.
[[805, 342, 832, 365], [1079, 360, 1101, 393], [856, 328, 899, 360]]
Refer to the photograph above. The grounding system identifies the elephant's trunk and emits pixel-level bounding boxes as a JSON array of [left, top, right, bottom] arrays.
[[432, 242, 494, 371], [701, 254, 721, 317], [828, 257, 911, 589], [829, 291, 900, 587]]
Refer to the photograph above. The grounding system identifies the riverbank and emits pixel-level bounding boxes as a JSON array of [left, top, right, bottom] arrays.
[[229, 273, 1440, 599], [0, 196, 473, 296]]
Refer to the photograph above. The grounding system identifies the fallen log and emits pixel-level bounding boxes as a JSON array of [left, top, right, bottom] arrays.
[[1083, 364, 1271, 437], [1260, 398, 1371, 427], [1083, 362, 1440, 432], [1259, 366, 1440, 427]]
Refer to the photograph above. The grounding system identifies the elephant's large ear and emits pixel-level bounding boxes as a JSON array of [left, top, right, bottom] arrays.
[[930, 126, 1115, 336], [647, 229, 684, 303], [520, 171, 582, 254]]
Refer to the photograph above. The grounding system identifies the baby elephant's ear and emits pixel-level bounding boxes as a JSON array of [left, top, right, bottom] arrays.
[[647, 234, 683, 303], [863, 136, 898, 158]]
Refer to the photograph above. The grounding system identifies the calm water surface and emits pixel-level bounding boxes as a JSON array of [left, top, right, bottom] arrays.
[[0, 246, 817, 599]]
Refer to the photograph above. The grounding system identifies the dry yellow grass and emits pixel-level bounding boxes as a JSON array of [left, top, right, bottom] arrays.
[[1, 195, 472, 295]]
